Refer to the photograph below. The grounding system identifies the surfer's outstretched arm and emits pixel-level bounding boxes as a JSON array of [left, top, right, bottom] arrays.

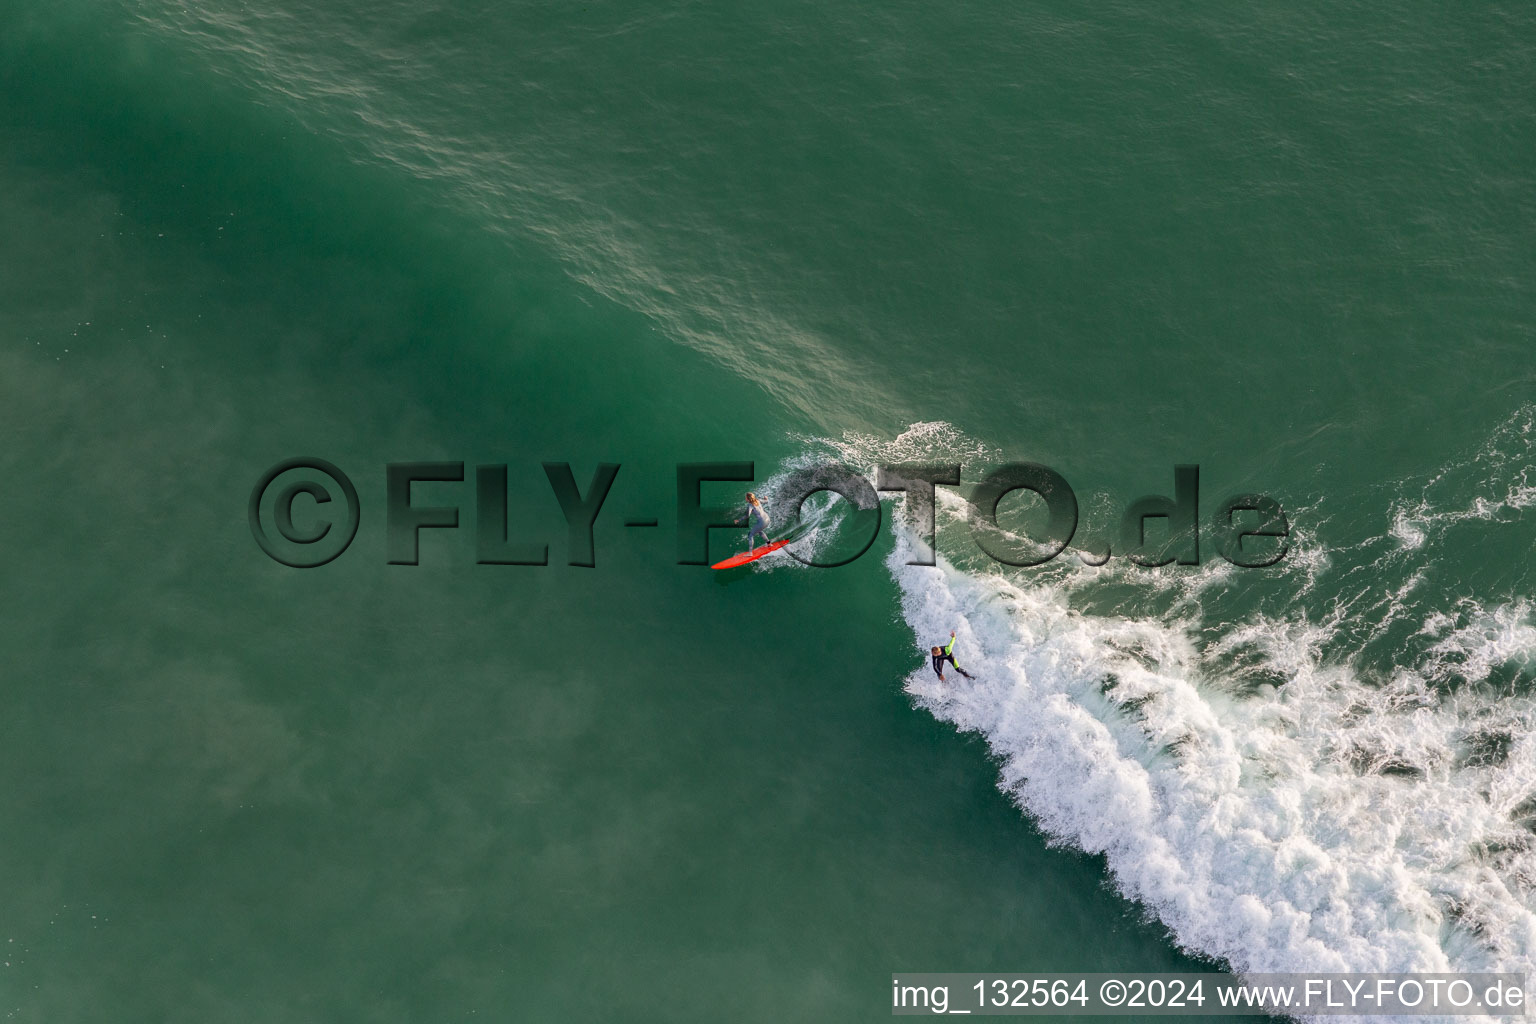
[[944, 630, 975, 679]]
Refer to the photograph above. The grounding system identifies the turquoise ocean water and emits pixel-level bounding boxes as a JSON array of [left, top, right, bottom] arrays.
[[2, 2, 1533, 1020]]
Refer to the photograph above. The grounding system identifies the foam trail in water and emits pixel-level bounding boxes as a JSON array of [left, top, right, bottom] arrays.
[[791, 420, 1536, 1021]]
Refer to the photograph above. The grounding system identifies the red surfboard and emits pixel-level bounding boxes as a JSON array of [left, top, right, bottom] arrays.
[[711, 537, 794, 569]]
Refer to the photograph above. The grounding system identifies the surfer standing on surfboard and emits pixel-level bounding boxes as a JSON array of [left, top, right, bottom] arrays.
[[736, 492, 772, 553]]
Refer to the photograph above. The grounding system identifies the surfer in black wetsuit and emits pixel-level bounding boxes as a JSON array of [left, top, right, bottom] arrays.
[[931, 630, 974, 682]]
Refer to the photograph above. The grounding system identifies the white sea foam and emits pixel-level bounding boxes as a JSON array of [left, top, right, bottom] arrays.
[[1387, 406, 1536, 554], [782, 419, 1536, 1021]]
